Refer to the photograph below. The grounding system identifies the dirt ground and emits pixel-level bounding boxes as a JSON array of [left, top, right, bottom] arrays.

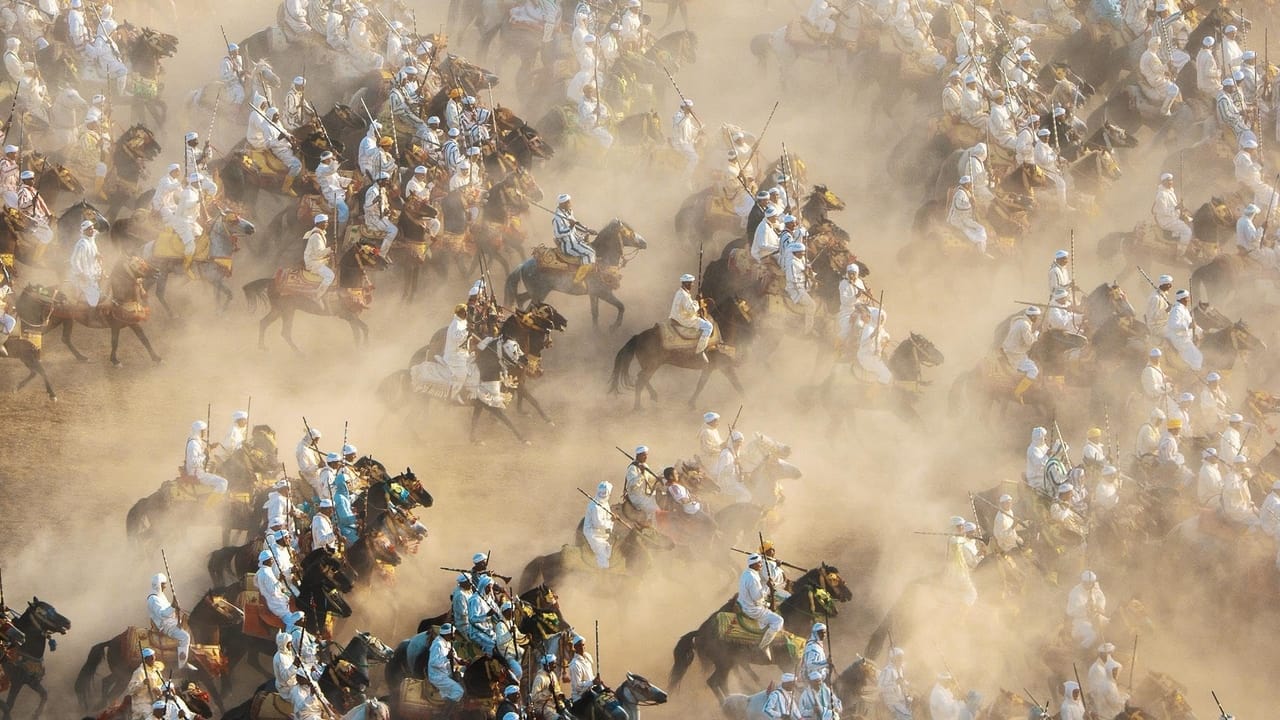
[[0, 0, 1277, 717]]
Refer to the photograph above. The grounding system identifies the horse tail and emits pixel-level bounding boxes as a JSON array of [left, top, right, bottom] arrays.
[[206, 545, 239, 585], [750, 33, 772, 69], [242, 278, 273, 313], [608, 335, 640, 394], [125, 495, 149, 540], [1096, 231, 1128, 260], [668, 630, 698, 690], [74, 639, 112, 711]]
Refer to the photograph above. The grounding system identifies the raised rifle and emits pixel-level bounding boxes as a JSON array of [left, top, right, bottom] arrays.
[[160, 549, 182, 618], [245, 395, 252, 429], [438, 566, 513, 583], [137, 636, 158, 701], [1072, 663, 1089, 718], [658, 59, 703, 132], [1129, 634, 1138, 692], [614, 446, 663, 485], [203, 403, 212, 471], [970, 491, 1033, 530], [758, 531, 776, 610], [1211, 690, 1229, 719], [730, 547, 806, 571], [218, 26, 246, 84], [737, 101, 780, 193]]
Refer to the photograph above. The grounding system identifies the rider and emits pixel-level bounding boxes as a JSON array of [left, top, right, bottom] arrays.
[[764, 673, 798, 720], [302, 215, 334, 304], [948, 176, 988, 257], [858, 305, 891, 384], [283, 76, 307, 132], [254, 550, 295, 626], [173, 174, 206, 277], [146, 573, 193, 671], [1004, 306, 1041, 403], [1153, 173, 1193, 262], [568, 633, 606, 711], [738, 554, 784, 659], [1164, 289, 1203, 370], [444, 303, 474, 403], [220, 43, 247, 107], [184, 420, 228, 493], [713, 431, 753, 503], [553, 193, 595, 290], [183, 134, 217, 195], [69, 220, 103, 307], [530, 653, 567, 720], [315, 153, 353, 228], [14, 170, 52, 252], [583, 480, 614, 569], [670, 273, 713, 362], [124, 648, 166, 720], [801, 622, 831, 683], [624, 445, 659, 524]]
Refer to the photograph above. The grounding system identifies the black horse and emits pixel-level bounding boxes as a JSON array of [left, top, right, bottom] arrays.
[[1, 598, 71, 720], [799, 332, 946, 428], [46, 256, 163, 367], [504, 219, 647, 327], [1, 284, 59, 400]]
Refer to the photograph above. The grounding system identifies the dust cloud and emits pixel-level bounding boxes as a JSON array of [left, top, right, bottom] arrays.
[[0, 0, 1275, 717]]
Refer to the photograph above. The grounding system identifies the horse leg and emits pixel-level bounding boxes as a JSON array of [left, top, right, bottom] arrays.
[[258, 307, 279, 350], [634, 365, 659, 410], [26, 680, 47, 720], [590, 294, 600, 327], [281, 308, 303, 354], [689, 365, 714, 408], [518, 387, 553, 424], [155, 270, 177, 318], [129, 325, 163, 363], [110, 326, 123, 366], [59, 320, 89, 362], [600, 291, 626, 329], [485, 404, 526, 442], [18, 355, 56, 401]]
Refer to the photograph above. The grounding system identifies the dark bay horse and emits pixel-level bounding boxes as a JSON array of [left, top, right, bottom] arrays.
[[103, 124, 164, 220], [608, 297, 754, 409], [504, 219, 646, 327], [46, 256, 162, 366], [668, 565, 851, 699], [243, 241, 390, 351], [119, 23, 179, 127], [2, 598, 71, 720]]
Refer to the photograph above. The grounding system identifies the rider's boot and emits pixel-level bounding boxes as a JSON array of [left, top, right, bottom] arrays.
[[572, 263, 591, 289], [282, 174, 298, 197], [1013, 377, 1034, 404], [92, 175, 107, 201], [182, 253, 196, 279]]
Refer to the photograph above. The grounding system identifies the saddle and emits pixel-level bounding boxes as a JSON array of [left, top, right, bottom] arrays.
[[161, 477, 221, 505], [245, 148, 288, 179], [153, 228, 212, 262], [437, 230, 474, 255], [123, 626, 222, 673], [235, 585, 290, 641], [273, 268, 323, 297], [784, 20, 827, 49], [296, 195, 331, 226], [657, 318, 720, 354], [559, 542, 627, 574], [395, 236, 432, 262], [397, 678, 447, 720], [249, 691, 294, 720], [711, 611, 804, 658], [980, 353, 1019, 389], [129, 76, 160, 100], [532, 244, 581, 272]]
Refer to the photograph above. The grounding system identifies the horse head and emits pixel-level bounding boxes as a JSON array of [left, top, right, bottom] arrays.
[[122, 124, 162, 159], [1208, 196, 1232, 224], [352, 630, 396, 663], [123, 254, 152, 280], [810, 185, 846, 211], [26, 597, 70, 636], [1, 206, 31, 234], [907, 333, 945, 366], [244, 425, 280, 470], [816, 563, 854, 602], [1104, 122, 1138, 149], [620, 673, 669, 708], [512, 164, 544, 201], [1192, 300, 1231, 330], [394, 468, 434, 508], [204, 591, 246, 627], [1229, 319, 1267, 353], [218, 207, 257, 238], [73, 201, 110, 234], [140, 26, 180, 57], [354, 241, 391, 270]]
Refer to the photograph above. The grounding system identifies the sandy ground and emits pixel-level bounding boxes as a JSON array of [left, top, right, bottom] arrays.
[[0, 0, 1278, 717]]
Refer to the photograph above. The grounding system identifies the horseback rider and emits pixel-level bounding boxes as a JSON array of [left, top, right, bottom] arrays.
[[553, 193, 596, 290], [345, 6, 384, 72], [184, 420, 228, 493], [364, 173, 399, 259], [1145, 275, 1173, 340], [583, 480, 614, 569], [877, 648, 912, 720], [738, 553, 784, 660], [763, 673, 799, 720], [173, 174, 206, 277], [248, 106, 303, 196], [1140, 36, 1181, 117], [948, 176, 989, 257], [671, 273, 714, 362], [444, 303, 474, 404], [784, 243, 817, 335], [1236, 204, 1278, 269], [255, 550, 296, 626], [183, 133, 217, 193], [1221, 453, 1259, 526], [568, 633, 606, 709], [1199, 373, 1231, 434], [450, 574, 473, 632], [86, 4, 127, 95], [302, 214, 335, 305], [312, 498, 339, 552], [0, 285, 14, 356], [1140, 348, 1175, 417], [1214, 77, 1248, 144], [530, 653, 568, 720], [69, 219, 103, 307], [146, 573, 194, 671], [697, 411, 722, 466], [0, 145, 19, 208], [14, 170, 51, 250], [124, 648, 165, 720], [316, 153, 353, 228], [220, 43, 247, 107], [713, 431, 752, 503], [858, 305, 891, 384], [579, 83, 613, 150], [283, 77, 306, 132], [624, 445, 659, 523], [837, 264, 867, 352], [1046, 288, 1083, 333], [273, 632, 302, 704], [263, 478, 304, 537], [752, 205, 783, 266], [992, 494, 1023, 552], [290, 668, 329, 720], [1025, 427, 1050, 494], [465, 574, 501, 654], [1005, 306, 1041, 403], [1153, 174, 1193, 263], [1066, 570, 1108, 649], [672, 99, 701, 184], [1164, 289, 1203, 370], [312, 451, 341, 501], [801, 622, 831, 683]]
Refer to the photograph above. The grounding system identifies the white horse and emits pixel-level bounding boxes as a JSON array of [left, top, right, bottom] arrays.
[[341, 698, 391, 720], [721, 690, 769, 720], [748, 13, 861, 86], [737, 432, 802, 505]]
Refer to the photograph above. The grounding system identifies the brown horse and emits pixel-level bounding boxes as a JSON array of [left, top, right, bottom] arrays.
[[45, 256, 162, 366], [242, 241, 390, 352], [609, 297, 754, 409]]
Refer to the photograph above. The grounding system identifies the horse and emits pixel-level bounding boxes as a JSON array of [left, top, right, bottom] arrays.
[[118, 23, 179, 127], [515, 526, 676, 593], [73, 589, 242, 714], [100, 124, 164, 221], [948, 329, 1089, 422], [504, 218, 646, 327], [143, 209, 257, 315], [46, 255, 162, 367], [22, 151, 84, 213], [799, 332, 946, 428], [0, 284, 60, 400], [669, 565, 852, 699], [1097, 197, 1236, 273], [1190, 252, 1280, 306], [350, 460, 435, 515], [609, 296, 755, 409], [722, 656, 876, 720], [243, 241, 390, 352], [0, 598, 70, 720], [221, 641, 393, 720], [466, 165, 543, 277], [751, 17, 856, 87]]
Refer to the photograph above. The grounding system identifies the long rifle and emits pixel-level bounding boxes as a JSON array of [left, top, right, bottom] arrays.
[[657, 60, 703, 130], [1260, 173, 1280, 240], [203, 404, 212, 471], [729, 547, 806, 572], [758, 531, 776, 610], [1072, 663, 1089, 717], [1128, 634, 1138, 692], [137, 636, 158, 701], [970, 491, 1033, 529], [737, 101, 780, 192], [614, 446, 662, 484], [245, 396, 252, 428], [0, 564, 5, 613], [1211, 690, 1229, 719], [594, 620, 602, 684], [159, 549, 182, 617], [305, 100, 341, 161]]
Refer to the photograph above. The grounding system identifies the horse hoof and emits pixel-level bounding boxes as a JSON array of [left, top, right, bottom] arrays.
[[152, 357, 164, 365], [523, 440, 533, 446], [48, 395, 57, 403], [111, 360, 123, 368], [76, 357, 92, 364]]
